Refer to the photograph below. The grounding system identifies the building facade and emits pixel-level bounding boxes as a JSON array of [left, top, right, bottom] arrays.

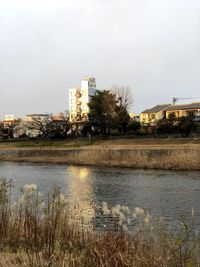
[[140, 102, 200, 126], [140, 104, 171, 125], [69, 77, 97, 122], [165, 103, 200, 119]]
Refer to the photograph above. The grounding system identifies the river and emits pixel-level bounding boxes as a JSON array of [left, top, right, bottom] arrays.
[[0, 161, 200, 229]]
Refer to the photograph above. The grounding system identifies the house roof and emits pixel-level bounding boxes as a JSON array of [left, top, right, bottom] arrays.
[[165, 103, 200, 111], [142, 104, 171, 114], [26, 114, 50, 117]]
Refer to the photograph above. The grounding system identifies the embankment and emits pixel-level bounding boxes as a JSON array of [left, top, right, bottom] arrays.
[[0, 145, 200, 170]]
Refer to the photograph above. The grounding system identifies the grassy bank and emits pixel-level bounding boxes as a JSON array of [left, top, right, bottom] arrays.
[[0, 137, 200, 149], [0, 179, 199, 267], [0, 147, 200, 170], [0, 138, 200, 170]]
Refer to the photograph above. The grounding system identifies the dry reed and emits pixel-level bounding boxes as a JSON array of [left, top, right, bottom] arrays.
[[0, 179, 199, 266], [1, 147, 199, 170]]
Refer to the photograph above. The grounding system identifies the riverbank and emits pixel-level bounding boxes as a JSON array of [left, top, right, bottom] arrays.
[[0, 138, 200, 170]]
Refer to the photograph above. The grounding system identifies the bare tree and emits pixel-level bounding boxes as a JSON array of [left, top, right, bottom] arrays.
[[24, 115, 71, 138], [24, 116, 53, 138], [111, 85, 134, 110]]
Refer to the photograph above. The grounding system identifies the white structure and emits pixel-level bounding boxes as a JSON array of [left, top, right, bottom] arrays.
[[24, 114, 50, 122], [69, 77, 97, 122], [4, 114, 14, 121]]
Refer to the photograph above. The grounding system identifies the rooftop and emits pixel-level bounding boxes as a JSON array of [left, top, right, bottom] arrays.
[[142, 104, 171, 114], [165, 102, 200, 111], [26, 114, 50, 117]]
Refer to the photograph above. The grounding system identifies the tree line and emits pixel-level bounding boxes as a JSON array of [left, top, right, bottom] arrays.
[[0, 86, 142, 139], [1, 85, 200, 140]]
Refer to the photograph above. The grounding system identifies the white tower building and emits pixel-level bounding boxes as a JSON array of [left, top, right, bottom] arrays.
[[69, 77, 97, 122]]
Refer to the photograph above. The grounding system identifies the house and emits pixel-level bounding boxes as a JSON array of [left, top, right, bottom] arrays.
[[140, 104, 171, 125], [165, 103, 200, 119]]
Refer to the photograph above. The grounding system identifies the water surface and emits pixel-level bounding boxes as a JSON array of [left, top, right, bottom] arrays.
[[0, 161, 200, 228]]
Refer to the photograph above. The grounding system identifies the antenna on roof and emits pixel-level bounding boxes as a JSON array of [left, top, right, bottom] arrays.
[[172, 97, 196, 105]]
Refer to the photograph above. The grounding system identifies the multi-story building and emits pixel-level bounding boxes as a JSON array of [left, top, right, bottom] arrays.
[[69, 77, 97, 122]]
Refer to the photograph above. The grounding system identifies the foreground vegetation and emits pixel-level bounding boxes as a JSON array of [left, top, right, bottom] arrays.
[[0, 179, 200, 266]]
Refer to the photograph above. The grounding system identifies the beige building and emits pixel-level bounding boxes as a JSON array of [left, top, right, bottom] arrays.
[[165, 103, 200, 119], [129, 112, 140, 122], [140, 104, 171, 125], [69, 77, 97, 122]]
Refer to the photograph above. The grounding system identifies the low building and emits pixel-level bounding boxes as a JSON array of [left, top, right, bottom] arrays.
[[165, 103, 200, 119], [140, 104, 171, 125], [129, 112, 140, 122], [69, 77, 97, 122], [24, 114, 50, 122], [3, 114, 15, 128]]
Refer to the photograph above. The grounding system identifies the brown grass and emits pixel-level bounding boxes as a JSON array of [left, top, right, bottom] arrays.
[[0, 179, 199, 266], [0, 147, 200, 170], [1, 137, 200, 150]]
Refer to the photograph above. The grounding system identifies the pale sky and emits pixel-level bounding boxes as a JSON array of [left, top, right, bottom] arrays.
[[0, 0, 200, 119]]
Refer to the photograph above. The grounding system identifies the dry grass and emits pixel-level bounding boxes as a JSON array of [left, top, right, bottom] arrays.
[[0, 179, 199, 266], [0, 147, 200, 170], [1, 137, 200, 170], [64, 149, 200, 170], [1, 137, 200, 150]]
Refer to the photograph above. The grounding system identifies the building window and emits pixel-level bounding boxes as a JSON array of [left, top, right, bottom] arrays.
[[188, 111, 195, 117]]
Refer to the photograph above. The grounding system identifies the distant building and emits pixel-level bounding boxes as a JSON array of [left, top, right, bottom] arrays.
[[165, 103, 200, 119], [4, 114, 14, 121], [140, 102, 200, 126], [3, 114, 20, 128], [24, 114, 50, 122], [69, 77, 97, 122], [51, 112, 68, 121], [3, 114, 15, 128], [129, 112, 140, 122], [140, 104, 171, 125]]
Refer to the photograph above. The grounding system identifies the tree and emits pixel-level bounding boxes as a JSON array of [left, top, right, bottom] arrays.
[[111, 85, 133, 111], [87, 89, 131, 135], [2, 119, 21, 138], [88, 90, 117, 134], [24, 116, 71, 138], [114, 99, 130, 133]]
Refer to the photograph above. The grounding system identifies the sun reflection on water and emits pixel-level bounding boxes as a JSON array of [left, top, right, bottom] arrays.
[[66, 166, 95, 229]]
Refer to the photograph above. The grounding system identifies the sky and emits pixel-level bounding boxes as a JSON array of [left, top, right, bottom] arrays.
[[0, 0, 200, 119]]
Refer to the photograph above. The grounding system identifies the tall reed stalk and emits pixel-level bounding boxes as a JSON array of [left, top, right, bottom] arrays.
[[0, 178, 199, 266]]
